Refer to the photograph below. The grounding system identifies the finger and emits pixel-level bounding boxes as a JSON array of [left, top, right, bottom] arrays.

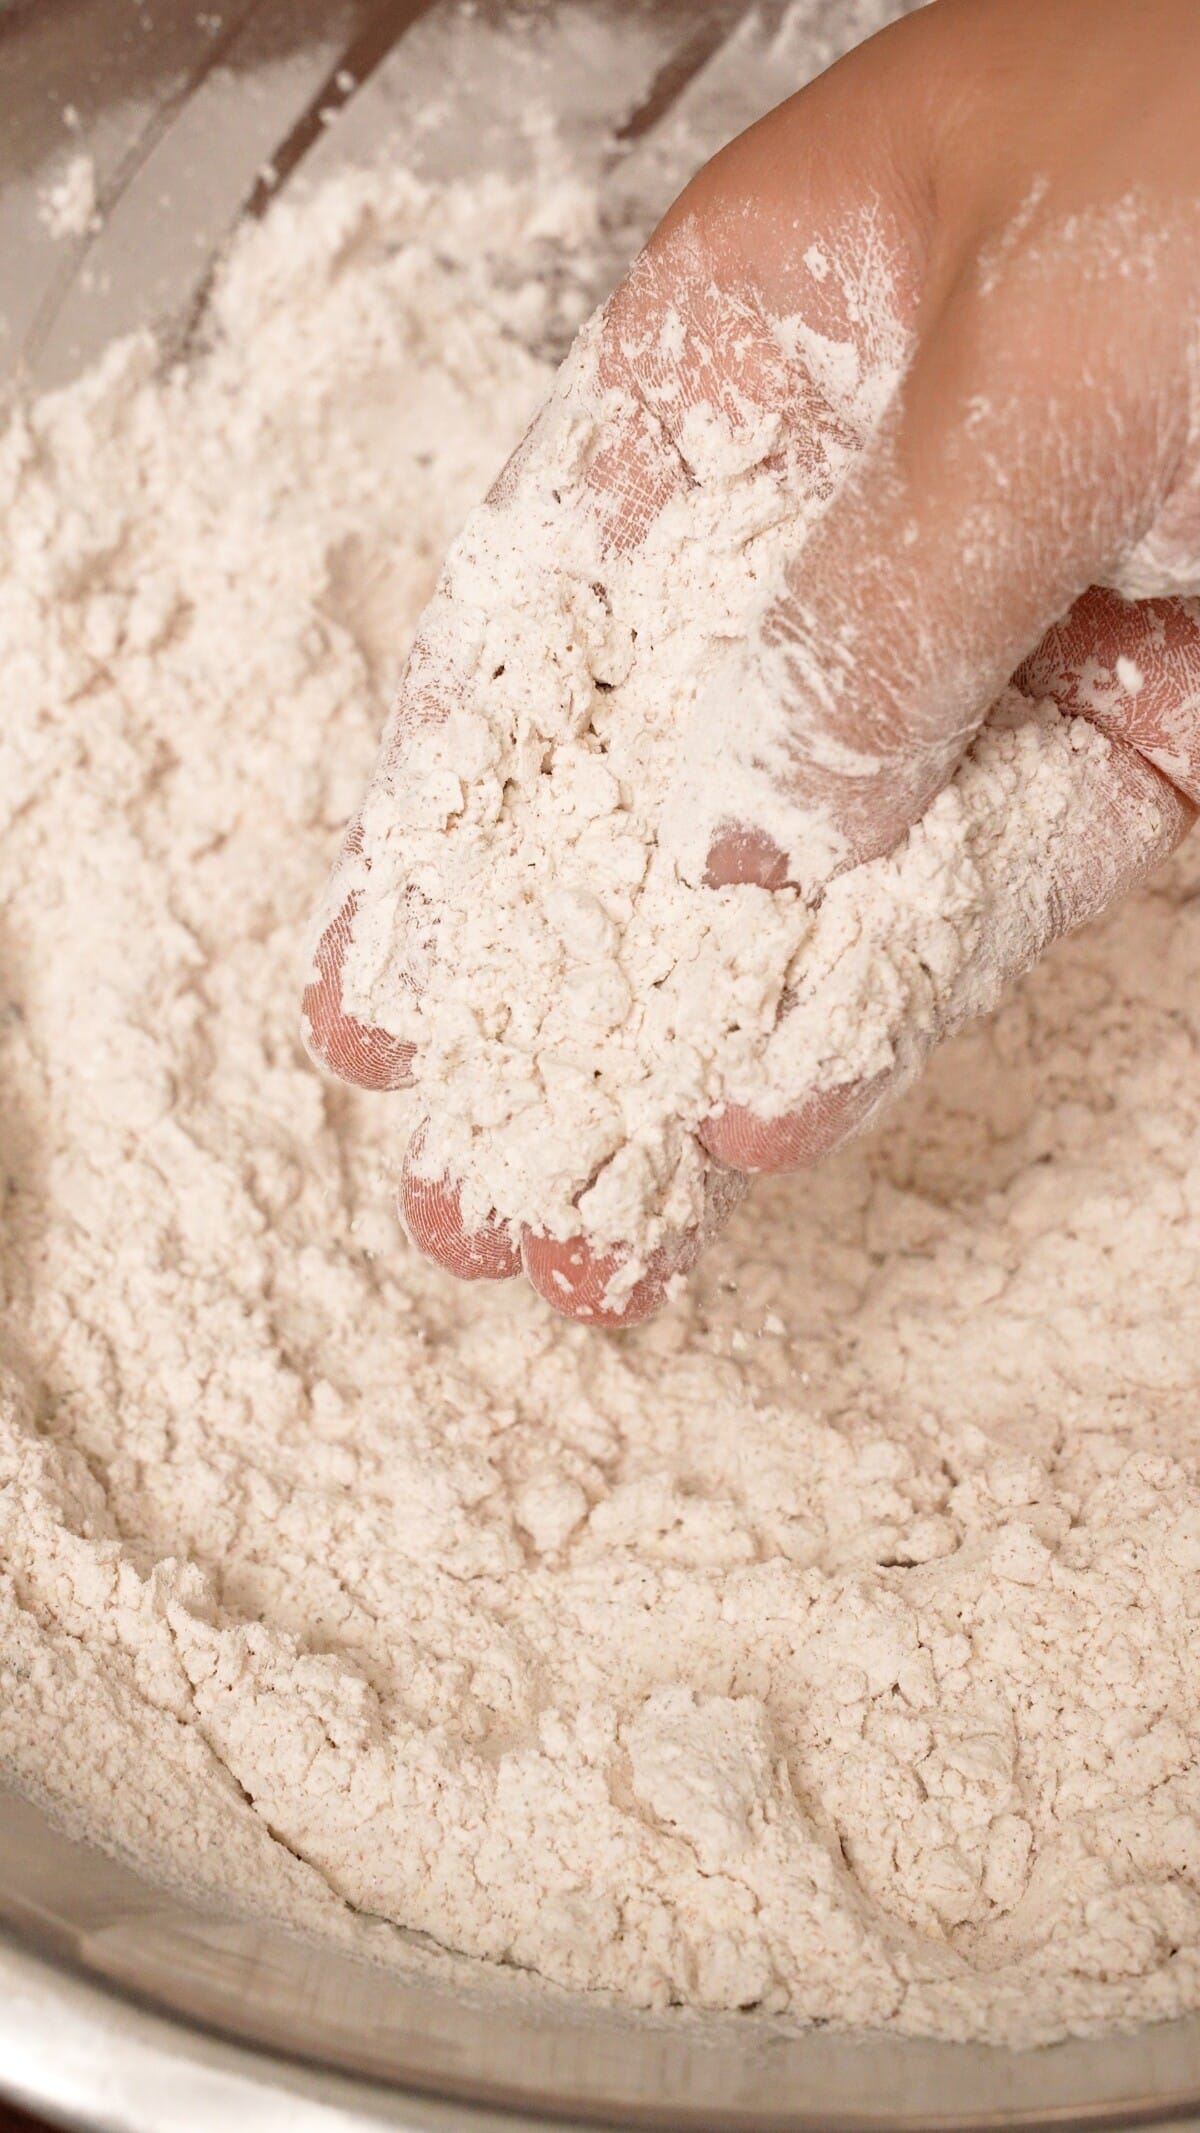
[[596, 226, 861, 551], [302, 871, 413, 1093], [304, 627, 469, 1091], [702, 588, 1200, 1178], [665, 201, 1191, 899], [707, 709, 1194, 1178], [400, 1123, 520, 1282], [520, 1160, 747, 1327], [303, 302, 696, 1116], [1017, 588, 1200, 803], [1025, 734, 1195, 950], [520, 1232, 693, 1329], [699, 1073, 892, 1176]]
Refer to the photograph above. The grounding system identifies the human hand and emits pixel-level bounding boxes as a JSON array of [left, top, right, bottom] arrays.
[[305, 0, 1200, 1324]]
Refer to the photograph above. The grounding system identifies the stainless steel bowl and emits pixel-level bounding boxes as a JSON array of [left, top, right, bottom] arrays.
[[3, 3, 1200, 2126], [7, 1775, 1200, 2133]]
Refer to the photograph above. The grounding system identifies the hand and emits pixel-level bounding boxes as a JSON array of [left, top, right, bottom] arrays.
[[305, 0, 1200, 1324]]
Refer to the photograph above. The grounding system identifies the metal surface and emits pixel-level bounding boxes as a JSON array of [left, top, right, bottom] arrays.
[[0, 0, 746, 391], [4, 2, 1200, 2128]]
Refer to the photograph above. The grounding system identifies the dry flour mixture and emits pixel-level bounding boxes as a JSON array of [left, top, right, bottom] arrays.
[[3, 17, 1200, 2056]]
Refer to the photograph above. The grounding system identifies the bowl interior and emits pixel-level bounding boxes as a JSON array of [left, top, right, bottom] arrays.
[[3, 3, 1200, 2127]]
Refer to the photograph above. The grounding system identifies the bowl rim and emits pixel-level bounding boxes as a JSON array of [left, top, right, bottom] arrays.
[[3, 1784, 1200, 2133]]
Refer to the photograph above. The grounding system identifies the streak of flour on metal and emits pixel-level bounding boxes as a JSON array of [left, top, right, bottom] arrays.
[[2, 0, 1200, 2054]]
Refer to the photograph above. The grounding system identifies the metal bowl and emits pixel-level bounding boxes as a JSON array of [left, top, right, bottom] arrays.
[[6, 1776, 1200, 2133], [3, 3, 1200, 2126]]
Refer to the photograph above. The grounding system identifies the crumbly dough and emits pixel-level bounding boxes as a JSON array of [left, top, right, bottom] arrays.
[[3, 85, 1200, 2056]]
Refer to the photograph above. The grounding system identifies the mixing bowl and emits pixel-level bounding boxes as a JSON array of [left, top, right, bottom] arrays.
[[3, 2, 1200, 2126]]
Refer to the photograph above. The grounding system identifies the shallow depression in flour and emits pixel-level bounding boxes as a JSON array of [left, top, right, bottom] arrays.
[[3, 81, 1200, 2056]]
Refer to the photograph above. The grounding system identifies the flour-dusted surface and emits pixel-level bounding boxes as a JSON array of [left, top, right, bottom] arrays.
[[3, 14, 1200, 2056]]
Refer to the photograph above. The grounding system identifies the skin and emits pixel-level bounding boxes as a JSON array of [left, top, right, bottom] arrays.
[[305, 0, 1200, 1325]]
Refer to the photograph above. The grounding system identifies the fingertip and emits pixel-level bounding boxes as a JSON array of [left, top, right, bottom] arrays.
[[699, 1075, 890, 1174], [302, 895, 414, 1092], [1017, 587, 1200, 805], [400, 1130, 521, 1282], [703, 823, 791, 890], [519, 1231, 681, 1327], [303, 983, 415, 1092], [520, 1157, 747, 1326]]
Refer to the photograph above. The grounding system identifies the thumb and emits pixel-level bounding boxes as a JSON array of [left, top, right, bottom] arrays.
[[666, 198, 1192, 898]]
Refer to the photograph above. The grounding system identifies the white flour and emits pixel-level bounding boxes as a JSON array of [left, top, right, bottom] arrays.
[[37, 151, 99, 240], [3, 31, 1200, 2057]]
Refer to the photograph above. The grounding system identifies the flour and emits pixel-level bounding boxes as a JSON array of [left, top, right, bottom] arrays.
[[3, 5, 1200, 2057], [37, 151, 99, 240]]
